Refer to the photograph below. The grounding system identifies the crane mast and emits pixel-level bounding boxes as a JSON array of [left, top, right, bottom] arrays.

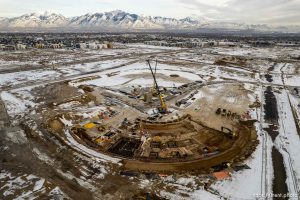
[[146, 59, 167, 113]]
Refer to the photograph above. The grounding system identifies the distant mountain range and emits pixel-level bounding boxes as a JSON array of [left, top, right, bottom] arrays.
[[0, 10, 299, 33]]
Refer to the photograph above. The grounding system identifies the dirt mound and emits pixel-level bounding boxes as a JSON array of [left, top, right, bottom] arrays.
[[49, 119, 64, 132], [79, 85, 94, 92], [33, 82, 81, 105], [214, 57, 246, 67]]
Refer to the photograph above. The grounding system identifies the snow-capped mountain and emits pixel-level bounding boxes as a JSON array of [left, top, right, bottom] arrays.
[[68, 10, 206, 29], [0, 10, 299, 33], [69, 10, 160, 29], [4, 11, 68, 28]]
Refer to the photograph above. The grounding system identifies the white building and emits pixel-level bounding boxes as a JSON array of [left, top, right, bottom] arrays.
[[16, 43, 27, 50], [101, 44, 108, 49], [219, 42, 237, 47], [87, 42, 98, 49], [50, 43, 62, 49], [77, 42, 112, 50], [78, 43, 88, 49]]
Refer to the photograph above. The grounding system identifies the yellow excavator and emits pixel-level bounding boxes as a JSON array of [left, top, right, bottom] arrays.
[[146, 59, 167, 113]]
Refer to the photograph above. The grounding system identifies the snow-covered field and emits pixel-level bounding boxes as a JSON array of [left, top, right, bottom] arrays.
[[0, 170, 68, 199], [68, 61, 203, 88], [275, 90, 300, 197]]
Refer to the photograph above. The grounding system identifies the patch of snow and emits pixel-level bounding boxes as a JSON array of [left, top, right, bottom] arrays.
[[176, 177, 196, 187], [59, 115, 73, 127], [5, 129, 27, 144], [32, 147, 54, 165], [0, 69, 61, 87], [58, 101, 81, 109], [33, 178, 45, 191], [49, 186, 69, 199], [1, 91, 35, 116]]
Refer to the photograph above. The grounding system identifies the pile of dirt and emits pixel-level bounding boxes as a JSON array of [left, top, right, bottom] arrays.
[[78, 93, 96, 104], [214, 60, 227, 65], [79, 85, 94, 92], [33, 82, 81, 105], [249, 101, 261, 108], [214, 57, 246, 67], [49, 119, 64, 132]]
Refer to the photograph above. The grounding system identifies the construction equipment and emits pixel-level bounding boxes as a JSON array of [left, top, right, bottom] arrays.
[[146, 59, 167, 113], [84, 122, 96, 129], [152, 59, 158, 93]]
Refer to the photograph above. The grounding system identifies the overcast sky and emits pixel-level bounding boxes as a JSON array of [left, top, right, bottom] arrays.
[[1, 0, 299, 25]]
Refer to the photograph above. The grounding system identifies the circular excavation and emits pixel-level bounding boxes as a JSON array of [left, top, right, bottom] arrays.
[[46, 60, 258, 173]]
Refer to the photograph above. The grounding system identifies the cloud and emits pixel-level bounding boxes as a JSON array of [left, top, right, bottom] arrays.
[[175, 0, 300, 25]]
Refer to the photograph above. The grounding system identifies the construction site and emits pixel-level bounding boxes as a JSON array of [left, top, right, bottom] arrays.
[[1, 35, 300, 199], [45, 59, 258, 174]]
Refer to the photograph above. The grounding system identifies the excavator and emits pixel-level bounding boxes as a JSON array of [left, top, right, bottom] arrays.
[[146, 59, 167, 114]]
